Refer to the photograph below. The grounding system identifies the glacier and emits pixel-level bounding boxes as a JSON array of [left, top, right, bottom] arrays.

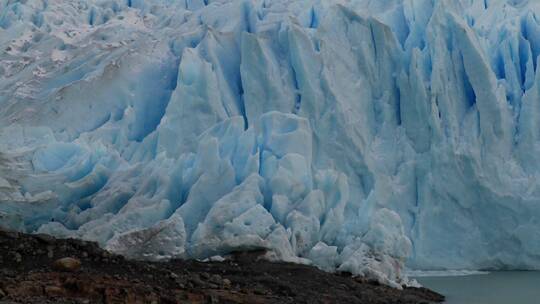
[[2, 0, 540, 287]]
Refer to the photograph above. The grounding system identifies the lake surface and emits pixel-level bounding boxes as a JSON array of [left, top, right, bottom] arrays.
[[415, 271, 540, 304]]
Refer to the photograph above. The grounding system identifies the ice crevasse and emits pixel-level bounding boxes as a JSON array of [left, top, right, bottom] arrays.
[[2, 0, 540, 287]]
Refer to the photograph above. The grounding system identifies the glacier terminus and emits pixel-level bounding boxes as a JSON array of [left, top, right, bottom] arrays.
[[2, 0, 540, 288]]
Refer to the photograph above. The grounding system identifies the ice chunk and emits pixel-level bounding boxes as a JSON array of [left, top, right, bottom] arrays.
[[105, 213, 186, 261], [307, 242, 339, 272]]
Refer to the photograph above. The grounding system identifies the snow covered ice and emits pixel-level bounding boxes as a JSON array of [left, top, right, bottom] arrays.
[[2, 0, 540, 288]]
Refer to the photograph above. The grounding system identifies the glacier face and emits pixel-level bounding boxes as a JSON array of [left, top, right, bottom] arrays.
[[2, 0, 540, 286]]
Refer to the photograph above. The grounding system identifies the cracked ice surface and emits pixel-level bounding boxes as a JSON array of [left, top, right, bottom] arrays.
[[2, 0, 540, 287]]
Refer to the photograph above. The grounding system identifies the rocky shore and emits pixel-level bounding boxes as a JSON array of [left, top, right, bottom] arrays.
[[0, 230, 443, 303]]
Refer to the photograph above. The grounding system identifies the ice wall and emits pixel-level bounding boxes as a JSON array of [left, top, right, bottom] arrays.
[[2, 0, 540, 286]]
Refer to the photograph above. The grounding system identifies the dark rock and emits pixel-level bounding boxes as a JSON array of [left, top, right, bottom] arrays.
[[13, 253, 21, 263], [190, 275, 205, 287], [34, 234, 55, 244], [209, 295, 219, 304], [201, 272, 210, 280], [46, 246, 54, 258], [209, 274, 222, 284], [52, 257, 81, 272], [44, 286, 65, 297], [3, 231, 19, 239], [0, 229, 444, 304]]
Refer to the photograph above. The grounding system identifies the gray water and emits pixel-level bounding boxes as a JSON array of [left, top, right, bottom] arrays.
[[416, 271, 540, 304]]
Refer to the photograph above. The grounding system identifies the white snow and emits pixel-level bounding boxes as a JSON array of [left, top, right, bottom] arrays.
[[2, 0, 540, 287]]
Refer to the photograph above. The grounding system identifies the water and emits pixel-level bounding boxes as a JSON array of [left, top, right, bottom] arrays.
[[416, 271, 540, 304]]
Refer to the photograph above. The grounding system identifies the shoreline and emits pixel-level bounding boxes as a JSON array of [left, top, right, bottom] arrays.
[[0, 229, 444, 303], [407, 270, 490, 277]]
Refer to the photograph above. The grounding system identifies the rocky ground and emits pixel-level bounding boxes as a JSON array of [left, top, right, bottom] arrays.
[[0, 229, 444, 304]]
